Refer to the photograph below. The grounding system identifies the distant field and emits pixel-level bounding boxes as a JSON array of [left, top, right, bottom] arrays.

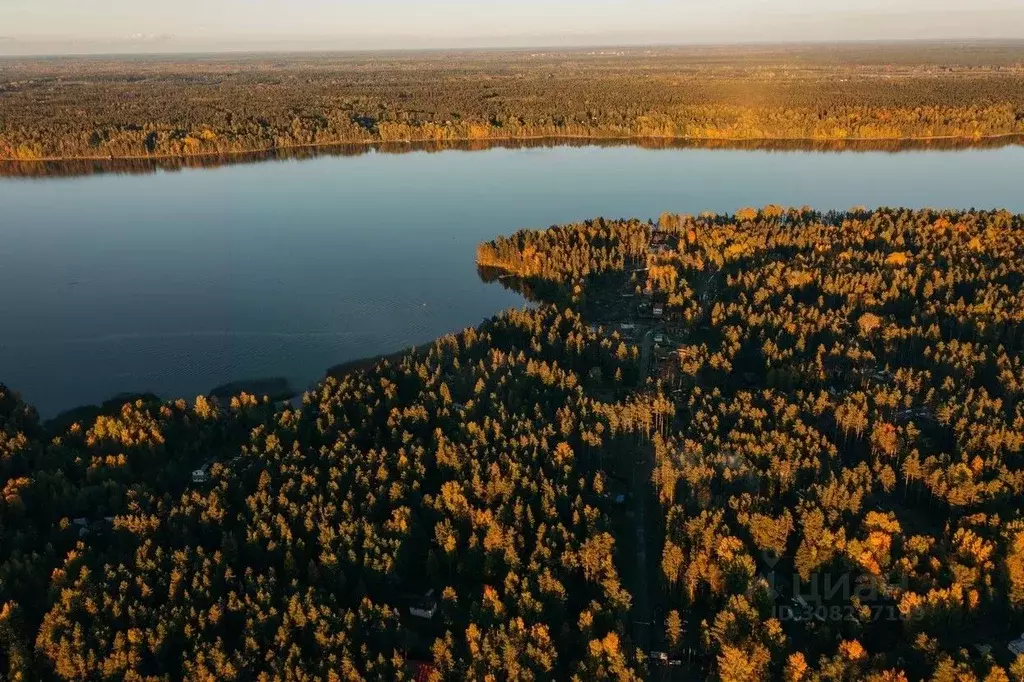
[[1, 42, 1023, 163]]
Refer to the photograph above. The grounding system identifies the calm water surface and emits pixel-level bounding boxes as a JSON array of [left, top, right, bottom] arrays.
[[2, 145, 1022, 415]]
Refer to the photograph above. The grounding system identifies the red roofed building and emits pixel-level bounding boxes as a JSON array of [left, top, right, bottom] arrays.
[[410, 660, 438, 682]]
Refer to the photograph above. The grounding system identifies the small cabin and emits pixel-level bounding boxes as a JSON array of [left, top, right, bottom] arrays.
[[409, 589, 438, 620], [1009, 634, 1024, 657], [652, 305, 664, 318], [192, 465, 210, 484]]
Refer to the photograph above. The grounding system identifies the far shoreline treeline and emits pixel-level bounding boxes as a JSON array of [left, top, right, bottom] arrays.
[[2, 42, 1023, 175], [2, 134, 1023, 178]]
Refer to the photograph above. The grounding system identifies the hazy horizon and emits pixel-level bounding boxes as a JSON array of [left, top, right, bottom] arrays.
[[2, 0, 1024, 56]]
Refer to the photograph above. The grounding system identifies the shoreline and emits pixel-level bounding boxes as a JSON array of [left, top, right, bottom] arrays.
[[3, 133, 1023, 178], [41, 345, 423, 429], [7, 132, 1024, 163], [324, 345, 421, 380]]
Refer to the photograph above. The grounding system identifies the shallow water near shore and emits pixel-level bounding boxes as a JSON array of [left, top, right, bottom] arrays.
[[2, 143, 1023, 415]]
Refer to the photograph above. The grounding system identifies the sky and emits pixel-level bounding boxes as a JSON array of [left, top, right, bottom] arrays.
[[2, 0, 1023, 54]]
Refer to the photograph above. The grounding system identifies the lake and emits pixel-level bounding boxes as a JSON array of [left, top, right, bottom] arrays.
[[2, 143, 1023, 416]]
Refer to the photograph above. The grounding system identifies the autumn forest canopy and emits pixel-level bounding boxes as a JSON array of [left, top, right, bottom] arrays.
[[1, 42, 1024, 164], [1, 206, 1023, 680]]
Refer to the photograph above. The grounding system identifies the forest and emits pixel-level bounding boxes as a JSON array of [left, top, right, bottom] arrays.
[[478, 206, 1024, 681], [1, 206, 1023, 680], [1, 305, 651, 680], [1, 42, 1023, 164]]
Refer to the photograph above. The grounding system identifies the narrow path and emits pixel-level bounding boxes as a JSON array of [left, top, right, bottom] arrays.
[[630, 329, 656, 668]]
